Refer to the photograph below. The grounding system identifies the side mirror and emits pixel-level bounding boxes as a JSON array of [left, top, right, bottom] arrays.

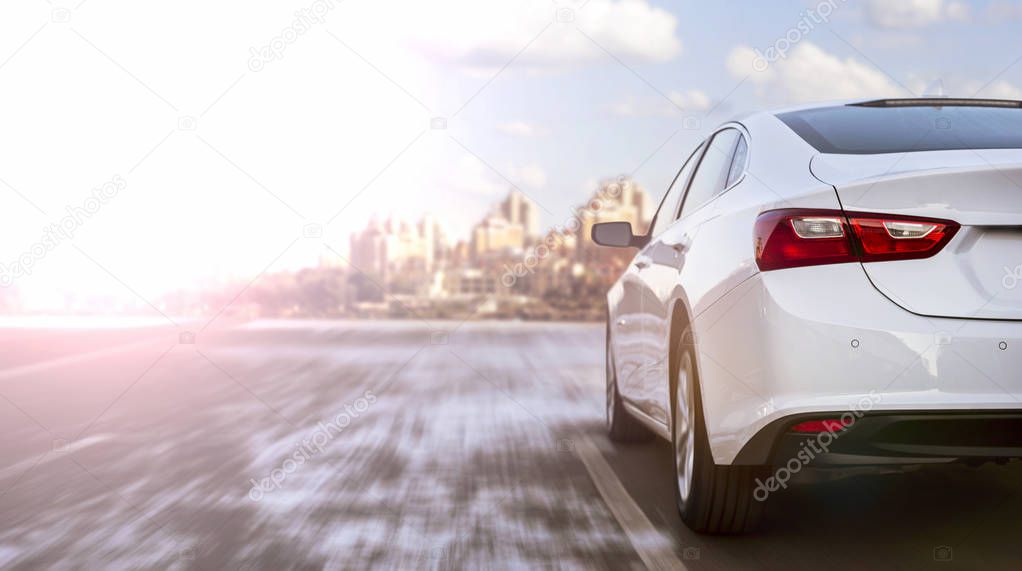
[[591, 222, 647, 249]]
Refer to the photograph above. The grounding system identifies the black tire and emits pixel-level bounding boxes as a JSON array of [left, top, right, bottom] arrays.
[[673, 346, 769, 534], [606, 327, 652, 442]]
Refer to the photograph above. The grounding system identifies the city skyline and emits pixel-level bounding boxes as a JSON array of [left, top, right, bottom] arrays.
[[344, 178, 652, 303]]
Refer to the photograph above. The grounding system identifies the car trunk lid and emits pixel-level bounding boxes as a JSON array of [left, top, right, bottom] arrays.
[[811, 149, 1022, 320]]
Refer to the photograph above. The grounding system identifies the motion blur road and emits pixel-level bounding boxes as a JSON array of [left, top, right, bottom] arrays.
[[1, 319, 1020, 570]]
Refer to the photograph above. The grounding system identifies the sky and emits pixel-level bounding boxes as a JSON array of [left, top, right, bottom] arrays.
[[1, 0, 1021, 310]]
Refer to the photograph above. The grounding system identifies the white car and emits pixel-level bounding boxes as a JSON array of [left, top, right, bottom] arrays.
[[592, 98, 1022, 534]]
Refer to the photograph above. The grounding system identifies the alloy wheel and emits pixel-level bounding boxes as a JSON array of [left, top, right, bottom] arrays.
[[674, 357, 695, 504]]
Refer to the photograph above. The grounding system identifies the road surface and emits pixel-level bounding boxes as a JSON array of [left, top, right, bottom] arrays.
[[0, 319, 1019, 569]]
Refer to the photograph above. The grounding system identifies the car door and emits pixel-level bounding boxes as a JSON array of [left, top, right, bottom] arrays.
[[617, 142, 706, 420], [633, 128, 744, 423]]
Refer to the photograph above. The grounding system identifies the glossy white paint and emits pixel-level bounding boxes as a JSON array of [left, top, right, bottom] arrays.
[[699, 265, 1022, 463], [606, 101, 1022, 465], [813, 150, 1022, 320]]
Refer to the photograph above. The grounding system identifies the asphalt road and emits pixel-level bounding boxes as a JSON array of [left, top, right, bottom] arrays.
[[0, 319, 1019, 570]]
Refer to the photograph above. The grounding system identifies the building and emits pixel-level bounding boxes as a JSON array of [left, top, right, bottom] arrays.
[[345, 179, 649, 304], [471, 213, 524, 259], [445, 268, 499, 297], [349, 214, 447, 295], [501, 189, 540, 239], [469, 189, 540, 260]]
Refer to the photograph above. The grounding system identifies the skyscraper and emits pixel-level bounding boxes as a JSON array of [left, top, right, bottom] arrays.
[[349, 214, 446, 286], [469, 189, 540, 260], [501, 189, 540, 239]]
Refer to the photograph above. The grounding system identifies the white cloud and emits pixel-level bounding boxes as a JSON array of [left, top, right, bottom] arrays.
[[668, 89, 711, 111], [727, 42, 903, 103], [972, 80, 1022, 100], [608, 89, 710, 117], [903, 74, 1022, 99], [946, 1, 971, 21], [446, 156, 546, 196], [726, 45, 760, 80], [864, 0, 969, 29], [447, 155, 508, 198], [984, 1, 1022, 21], [496, 121, 550, 137], [511, 164, 548, 189], [606, 99, 639, 116], [399, 0, 681, 70]]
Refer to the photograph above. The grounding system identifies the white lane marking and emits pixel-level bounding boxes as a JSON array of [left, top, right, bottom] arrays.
[[576, 436, 687, 571], [0, 337, 173, 382]]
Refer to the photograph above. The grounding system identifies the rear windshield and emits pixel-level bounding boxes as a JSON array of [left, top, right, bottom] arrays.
[[777, 104, 1022, 154]]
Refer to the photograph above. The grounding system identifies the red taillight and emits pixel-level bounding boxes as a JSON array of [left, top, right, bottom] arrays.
[[789, 418, 851, 433], [754, 210, 855, 271], [754, 209, 959, 271], [849, 217, 957, 262]]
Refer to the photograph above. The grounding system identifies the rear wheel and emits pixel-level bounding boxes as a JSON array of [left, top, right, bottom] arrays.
[[606, 329, 652, 442], [673, 347, 768, 534]]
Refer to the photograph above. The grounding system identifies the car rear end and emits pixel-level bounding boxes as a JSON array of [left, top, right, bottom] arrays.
[[699, 99, 1022, 469]]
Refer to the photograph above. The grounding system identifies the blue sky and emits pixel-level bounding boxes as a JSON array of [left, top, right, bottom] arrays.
[[1, 0, 1020, 307], [427, 0, 1022, 234]]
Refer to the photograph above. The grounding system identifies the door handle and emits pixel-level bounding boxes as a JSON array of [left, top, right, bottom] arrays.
[[671, 243, 686, 253], [635, 260, 650, 269]]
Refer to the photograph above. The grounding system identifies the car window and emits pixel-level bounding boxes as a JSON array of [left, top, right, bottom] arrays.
[[777, 104, 1022, 154], [725, 135, 748, 189], [648, 143, 705, 237], [679, 129, 740, 218]]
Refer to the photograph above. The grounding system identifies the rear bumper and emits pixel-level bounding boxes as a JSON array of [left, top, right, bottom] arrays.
[[736, 410, 1022, 466], [693, 263, 1022, 465]]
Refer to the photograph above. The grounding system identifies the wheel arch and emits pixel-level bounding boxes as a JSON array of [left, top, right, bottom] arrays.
[[667, 294, 697, 426]]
